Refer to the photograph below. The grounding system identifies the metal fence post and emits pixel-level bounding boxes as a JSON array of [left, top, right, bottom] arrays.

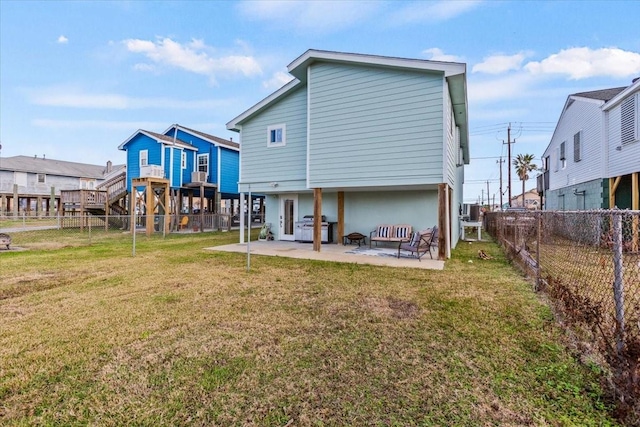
[[612, 212, 625, 355], [536, 211, 541, 290]]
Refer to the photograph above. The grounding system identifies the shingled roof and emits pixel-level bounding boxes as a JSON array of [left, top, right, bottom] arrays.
[[572, 87, 627, 102], [0, 155, 118, 178], [172, 125, 239, 150]]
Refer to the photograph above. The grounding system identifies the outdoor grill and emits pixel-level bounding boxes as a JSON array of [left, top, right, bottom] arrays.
[[294, 215, 333, 243]]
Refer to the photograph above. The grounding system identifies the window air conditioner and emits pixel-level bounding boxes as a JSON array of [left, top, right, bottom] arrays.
[[192, 171, 207, 182]]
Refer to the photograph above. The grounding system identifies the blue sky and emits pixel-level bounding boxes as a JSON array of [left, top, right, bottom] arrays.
[[1, 0, 639, 203]]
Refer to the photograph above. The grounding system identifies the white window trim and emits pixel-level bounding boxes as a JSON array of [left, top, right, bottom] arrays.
[[197, 153, 209, 178], [37, 173, 46, 184], [267, 124, 286, 147], [181, 151, 187, 169], [140, 149, 148, 167]]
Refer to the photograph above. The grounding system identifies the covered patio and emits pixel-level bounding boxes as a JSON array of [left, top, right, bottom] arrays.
[[206, 240, 445, 270]]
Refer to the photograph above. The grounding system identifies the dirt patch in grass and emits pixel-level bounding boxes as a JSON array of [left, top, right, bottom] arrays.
[[362, 296, 421, 319]]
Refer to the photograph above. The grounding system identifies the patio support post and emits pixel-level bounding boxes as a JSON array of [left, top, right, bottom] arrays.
[[337, 191, 344, 245], [145, 182, 154, 236], [609, 176, 621, 208], [13, 184, 18, 216], [239, 192, 245, 243], [313, 188, 322, 252], [199, 183, 204, 233], [50, 186, 56, 217], [437, 184, 447, 260]]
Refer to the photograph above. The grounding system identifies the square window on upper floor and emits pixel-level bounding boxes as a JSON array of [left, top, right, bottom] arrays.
[[140, 149, 148, 167], [267, 124, 286, 147]]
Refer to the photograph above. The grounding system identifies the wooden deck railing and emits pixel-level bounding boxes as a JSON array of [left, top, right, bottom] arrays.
[[60, 190, 108, 207]]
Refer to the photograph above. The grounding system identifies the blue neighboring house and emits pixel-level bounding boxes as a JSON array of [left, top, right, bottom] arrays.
[[227, 50, 469, 258], [118, 124, 240, 213]]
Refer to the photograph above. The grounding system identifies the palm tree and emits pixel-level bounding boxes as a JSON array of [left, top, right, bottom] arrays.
[[513, 154, 537, 208]]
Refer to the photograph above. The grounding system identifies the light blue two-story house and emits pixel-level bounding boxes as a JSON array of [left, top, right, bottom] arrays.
[[118, 124, 240, 214], [227, 50, 469, 258]]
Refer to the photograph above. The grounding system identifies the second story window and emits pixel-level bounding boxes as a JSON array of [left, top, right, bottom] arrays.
[[140, 150, 148, 167], [37, 173, 46, 183], [197, 154, 209, 176], [267, 124, 286, 147], [573, 131, 581, 162], [181, 152, 187, 169], [559, 141, 566, 169]]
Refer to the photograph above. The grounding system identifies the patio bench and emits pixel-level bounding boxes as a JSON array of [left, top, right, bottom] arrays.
[[369, 224, 412, 248]]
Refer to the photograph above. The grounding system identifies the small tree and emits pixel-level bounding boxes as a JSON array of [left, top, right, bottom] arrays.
[[513, 154, 537, 208]]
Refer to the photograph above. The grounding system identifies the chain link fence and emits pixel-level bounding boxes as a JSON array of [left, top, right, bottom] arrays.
[[486, 209, 640, 421], [0, 213, 262, 250]]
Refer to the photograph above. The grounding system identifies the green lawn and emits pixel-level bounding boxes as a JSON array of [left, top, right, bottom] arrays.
[[0, 231, 618, 426]]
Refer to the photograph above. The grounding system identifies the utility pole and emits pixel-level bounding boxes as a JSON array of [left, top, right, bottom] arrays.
[[486, 180, 490, 209], [481, 188, 484, 206], [507, 123, 512, 207], [497, 157, 505, 210]]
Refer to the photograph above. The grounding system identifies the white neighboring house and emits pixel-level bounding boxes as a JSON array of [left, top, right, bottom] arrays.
[[0, 155, 121, 216], [540, 78, 640, 211]]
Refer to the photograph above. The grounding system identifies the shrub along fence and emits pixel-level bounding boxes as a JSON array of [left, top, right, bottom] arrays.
[[485, 209, 640, 419]]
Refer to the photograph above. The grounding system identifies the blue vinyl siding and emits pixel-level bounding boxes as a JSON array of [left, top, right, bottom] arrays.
[[239, 87, 308, 193], [167, 129, 213, 184], [308, 62, 444, 188], [209, 148, 218, 184], [171, 147, 182, 187], [123, 134, 162, 192], [220, 148, 239, 195], [182, 150, 194, 184]]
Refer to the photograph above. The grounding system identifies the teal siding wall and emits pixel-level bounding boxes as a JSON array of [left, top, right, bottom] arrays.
[[444, 85, 458, 187], [297, 190, 438, 239], [239, 87, 308, 193], [308, 62, 445, 188]]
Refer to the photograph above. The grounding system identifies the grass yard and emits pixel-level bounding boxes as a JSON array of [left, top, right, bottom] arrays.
[[0, 231, 618, 426]]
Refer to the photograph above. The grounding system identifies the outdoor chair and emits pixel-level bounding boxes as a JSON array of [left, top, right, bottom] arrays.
[[179, 216, 189, 230], [397, 226, 438, 261]]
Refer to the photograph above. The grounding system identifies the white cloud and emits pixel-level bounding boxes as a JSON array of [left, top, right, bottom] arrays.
[[262, 70, 294, 90], [472, 52, 529, 74], [133, 63, 155, 72], [237, 0, 379, 33], [524, 47, 640, 80], [389, 0, 482, 25], [468, 73, 535, 103], [25, 86, 231, 110], [57, 35, 68, 44], [467, 47, 640, 104], [32, 119, 167, 131], [123, 37, 262, 81], [423, 48, 463, 62]]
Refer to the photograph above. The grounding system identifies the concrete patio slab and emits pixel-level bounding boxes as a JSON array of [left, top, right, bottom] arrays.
[[206, 240, 445, 270]]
